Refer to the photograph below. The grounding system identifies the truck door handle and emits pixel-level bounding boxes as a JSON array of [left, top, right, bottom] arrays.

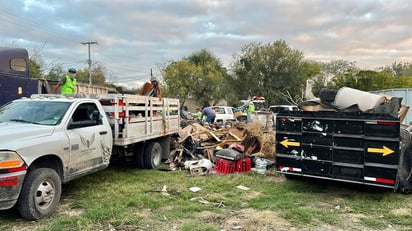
[[99, 131, 108, 135]]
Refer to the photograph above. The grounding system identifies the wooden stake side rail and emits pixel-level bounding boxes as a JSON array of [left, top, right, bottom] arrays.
[[92, 94, 180, 146]]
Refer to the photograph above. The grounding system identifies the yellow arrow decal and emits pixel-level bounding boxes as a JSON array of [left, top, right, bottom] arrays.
[[280, 139, 300, 148], [367, 146, 394, 156]]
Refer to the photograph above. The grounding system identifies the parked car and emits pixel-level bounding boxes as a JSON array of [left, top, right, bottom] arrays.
[[212, 106, 235, 124]]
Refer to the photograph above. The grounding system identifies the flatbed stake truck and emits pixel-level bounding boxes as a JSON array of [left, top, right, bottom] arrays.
[[0, 94, 180, 219]]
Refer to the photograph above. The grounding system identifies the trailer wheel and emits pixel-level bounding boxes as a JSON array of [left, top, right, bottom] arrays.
[[395, 129, 412, 194], [17, 168, 61, 220], [144, 142, 162, 169]]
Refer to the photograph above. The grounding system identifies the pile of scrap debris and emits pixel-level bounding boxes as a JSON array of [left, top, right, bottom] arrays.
[[170, 87, 410, 175], [168, 121, 275, 174], [298, 87, 409, 123]]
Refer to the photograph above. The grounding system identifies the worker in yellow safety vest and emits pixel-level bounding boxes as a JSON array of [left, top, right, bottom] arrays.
[[53, 67, 77, 94], [246, 102, 255, 123]]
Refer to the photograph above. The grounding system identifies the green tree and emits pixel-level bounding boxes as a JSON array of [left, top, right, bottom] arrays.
[[162, 49, 227, 107], [162, 60, 197, 107], [75, 65, 107, 85], [353, 70, 395, 91], [394, 76, 412, 88], [230, 40, 310, 105], [29, 57, 43, 79], [186, 49, 226, 106], [46, 65, 65, 81], [219, 71, 238, 106], [26, 47, 46, 79], [90, 65, 107, 85], [380, 61, 412, 89], [382, 61, 406, 77], [403, 63, 412, 77], [318, 59, 359, 90], [326, 67, 396, 92], [373, 71, 396, 89], [301, 60, 322, 99]]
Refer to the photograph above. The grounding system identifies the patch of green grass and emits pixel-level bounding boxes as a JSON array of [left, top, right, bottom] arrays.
[[180, 222, 219, 231], [385, 214, 412, 227], [1, 167, 411, 231], [359, 216, 387, 229]]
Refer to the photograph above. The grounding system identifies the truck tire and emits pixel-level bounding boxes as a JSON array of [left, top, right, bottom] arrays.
[[144, 142, 162, 169], [133, 144, 145, 169], [395, 129, 412, 194], [17, 168, 62, 220]]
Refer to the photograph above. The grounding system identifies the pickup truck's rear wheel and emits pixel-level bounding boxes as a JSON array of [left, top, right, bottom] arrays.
[[17, 168, 61, 220], [144, 142, 162, 169]]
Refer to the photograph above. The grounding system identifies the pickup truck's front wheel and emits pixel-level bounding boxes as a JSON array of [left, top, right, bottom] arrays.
[[144, 142, 162, 169], [17, 168, 61, 220]]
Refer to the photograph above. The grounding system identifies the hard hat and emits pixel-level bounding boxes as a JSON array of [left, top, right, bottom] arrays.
[[68, 67, 77, 73]]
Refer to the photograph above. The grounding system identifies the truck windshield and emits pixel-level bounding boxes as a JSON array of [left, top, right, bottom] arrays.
[[0, 101, 71, 125]]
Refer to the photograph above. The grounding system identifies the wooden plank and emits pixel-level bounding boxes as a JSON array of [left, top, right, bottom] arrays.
[[228, 132, 242, 141], [209, 131, 221, 142]]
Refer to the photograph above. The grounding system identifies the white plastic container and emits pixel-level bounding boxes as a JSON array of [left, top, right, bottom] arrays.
[[255, 158, 267, 174], [333, 87, 386, 111]]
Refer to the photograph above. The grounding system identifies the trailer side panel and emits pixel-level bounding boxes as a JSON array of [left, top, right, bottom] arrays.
[[275, 110, 409, 190]]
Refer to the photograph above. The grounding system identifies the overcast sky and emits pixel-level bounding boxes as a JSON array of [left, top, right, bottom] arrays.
[[2, 0, 412, 88]]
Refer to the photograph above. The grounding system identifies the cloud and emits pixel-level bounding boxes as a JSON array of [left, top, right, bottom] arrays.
[[1, 0, 412, 88]]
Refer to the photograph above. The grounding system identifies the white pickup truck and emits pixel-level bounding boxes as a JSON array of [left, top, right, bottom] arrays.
[[0, 94, 180, 220]]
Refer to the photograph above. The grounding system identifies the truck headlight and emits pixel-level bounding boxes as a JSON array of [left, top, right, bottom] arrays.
[[0, 151, 24, 169]]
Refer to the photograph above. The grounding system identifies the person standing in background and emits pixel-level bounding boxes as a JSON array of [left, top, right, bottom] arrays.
[[246, 102, 255, 124], [201, 106, 216, 124], [192, 108, 202, 119], [52, 67, 77, 94], [147, 76, 162, 100]]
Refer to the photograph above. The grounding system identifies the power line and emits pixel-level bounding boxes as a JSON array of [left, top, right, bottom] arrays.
[[0, 9, 71, 43], [0, 9, 162, 86], [0, 9, 87, 68]]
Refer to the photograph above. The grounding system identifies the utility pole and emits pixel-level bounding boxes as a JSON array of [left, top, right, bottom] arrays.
[[81, 41, 98, 85]]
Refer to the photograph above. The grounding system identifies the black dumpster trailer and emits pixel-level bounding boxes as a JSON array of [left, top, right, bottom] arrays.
[[275, 110, 412, 193]]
